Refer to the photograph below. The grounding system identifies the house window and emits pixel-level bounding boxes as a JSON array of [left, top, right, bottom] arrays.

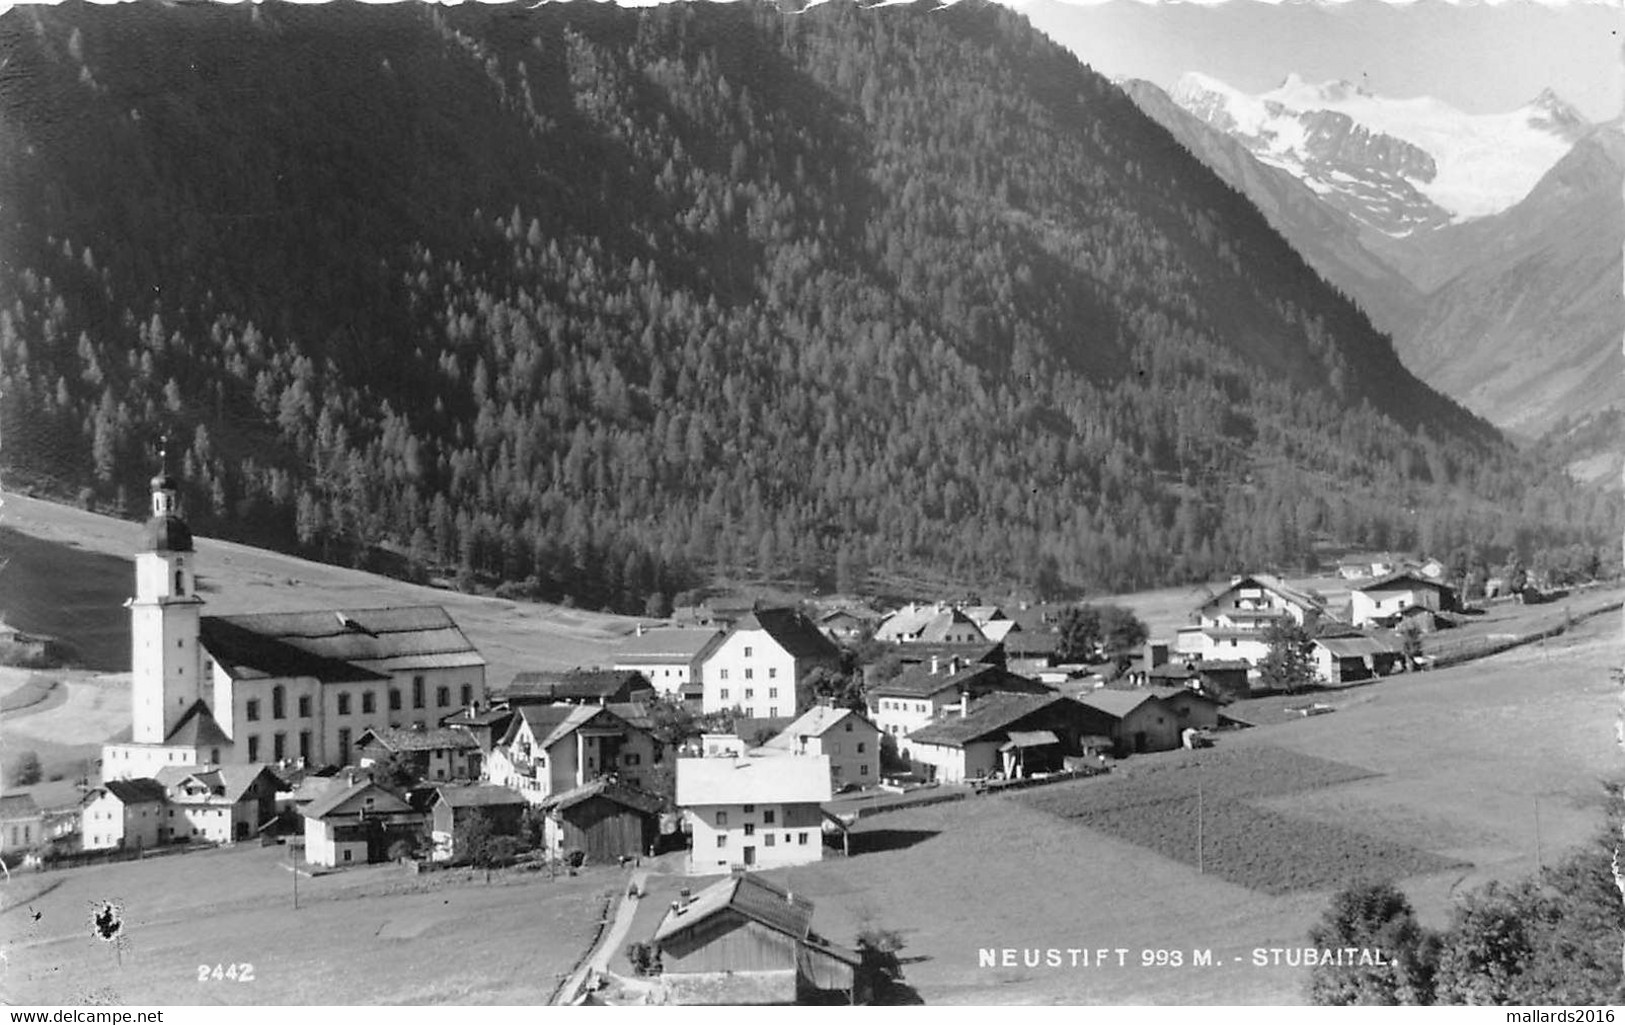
[[337, 693, 351, 716], [272, 685, 286, 720], [273, 732, 286, 761], [460, 684, 473, 706], [844, 722, 853, 732], [769, 688, 778, 698], [716, 811, 728, 827], [210, 747, 220, 763], [744, 823, 755, 836], [745, 688, 754, 699], [245, 699, 260, 722], [719, 669, 729, 681], [246, 735, 260, 761], [763, 809, 776, 825], [861, 764, 870, 775], [413, 675, 425, 709], [743, 804, 755, 813], [436, 686, 449, 706], [769, 707, 778, 718], [798, 832, 808, 845], [343, 850, 353, 863], [744, 647, 753, 658], [298, 695, 312, 717], [744, 669, 753, 681], [716, 836, 726, 848], [625, 753, 641, 766], [768, 668, 777, 679], [389, 688, 401, 711], [720, 689, 729, 701], [765, 834, 776, 847]]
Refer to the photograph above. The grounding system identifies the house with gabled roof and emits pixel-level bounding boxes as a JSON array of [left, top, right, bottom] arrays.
[[1175, 574, 1330, 665], [866, 660, 1053, 757], [154, 763, 282, 844], [1076, 687, 1221, 754], [1312, 628, 1405, 684], [1, 794, 43, 855], [817, 607, 881, 644], [905, 693, 1112, 784], [426, 783, 529, 862], [699, 608, 841, 718], [651, 871, 868, 1005], [874, 604, 987, 646], [757, 705, 881, 789], [1349, 571, 1456, 628], [81, 778, 168, 851], [357, 724, 481, 783], [486, 704, 660, 803], [677, 754, 831, 873], [612, 627, 724, 700], [300, 776, 422, 868]]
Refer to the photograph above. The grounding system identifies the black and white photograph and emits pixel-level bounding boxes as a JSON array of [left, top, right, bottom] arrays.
[[0, 0, 1620, 1007]]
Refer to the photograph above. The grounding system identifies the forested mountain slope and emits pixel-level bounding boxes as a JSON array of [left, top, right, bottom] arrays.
[[0, 1, 1612, 611]]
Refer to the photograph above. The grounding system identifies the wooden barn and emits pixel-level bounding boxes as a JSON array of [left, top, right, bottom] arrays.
[[651, 871, 868, 1005], [539, 777, 662, 863]]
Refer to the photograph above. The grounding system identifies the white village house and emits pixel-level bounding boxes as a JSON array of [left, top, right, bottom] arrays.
[[699, 608, 841, 717], [757, 704, 881, 788], [677, 754, 832, 873]]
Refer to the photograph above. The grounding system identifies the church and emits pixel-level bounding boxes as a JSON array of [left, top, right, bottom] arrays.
[[101, 470, 488, 781]]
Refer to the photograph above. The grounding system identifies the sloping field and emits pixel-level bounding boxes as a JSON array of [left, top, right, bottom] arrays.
[[0, 492, 641, 688]]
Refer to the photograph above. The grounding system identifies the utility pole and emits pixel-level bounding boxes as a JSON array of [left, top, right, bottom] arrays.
[[1196, 769, 1204, 875], [291, 838, 299, 910]]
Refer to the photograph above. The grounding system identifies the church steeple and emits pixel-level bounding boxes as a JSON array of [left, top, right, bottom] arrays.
[[131, 449, 204, 744], [144, 441, 193, 554]]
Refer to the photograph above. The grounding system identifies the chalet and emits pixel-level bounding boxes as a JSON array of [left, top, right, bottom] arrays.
[[426, 784, 529, 862], [502, 669, 654, 708], [537, 777, 664, 863], [154, 763, 281, 844], [612, 628, 724, 700], [0, 794, 43, 855], [1078, 690, 1183, 755], [1312, 631, 1405, 685], [652, 871, 867, 1005], [677, 755, 831, 872], [865, 660, 1052, 756], [757, 706, 881, 788], [1349, 572, 1455, 628], [485, 704, 660, 803], [905, 693, 1113, 784], [1337, 552, 1401, 580], [1176, 575, 1328, 665], [700, 609, 841, 718], [300, 777, 421, 868], [81, 778, 168, 851]]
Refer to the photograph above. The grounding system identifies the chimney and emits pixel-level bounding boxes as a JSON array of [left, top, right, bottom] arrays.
[[948, 655, 960, 675], [930, 655, 940, 675], [959, 690, 970, 718]]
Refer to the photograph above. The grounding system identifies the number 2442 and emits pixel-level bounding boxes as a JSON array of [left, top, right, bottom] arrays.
[[198, 963, 254, 983]]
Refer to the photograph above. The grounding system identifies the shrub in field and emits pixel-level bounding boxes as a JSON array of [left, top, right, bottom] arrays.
[[1307, 882, 1438, 1005]]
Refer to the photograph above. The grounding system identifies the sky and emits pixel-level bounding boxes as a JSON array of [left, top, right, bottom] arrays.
[[1009, 0, 1624, 122]]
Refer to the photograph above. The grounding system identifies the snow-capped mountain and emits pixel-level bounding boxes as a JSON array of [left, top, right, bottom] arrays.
[[1170, 72, 1589, 236]]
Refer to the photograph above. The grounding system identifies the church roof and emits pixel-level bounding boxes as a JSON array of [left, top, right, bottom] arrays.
[[145, 514, 194, 553], [201, 606, 482, 682]]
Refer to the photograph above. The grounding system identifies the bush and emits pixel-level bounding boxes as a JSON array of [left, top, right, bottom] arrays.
[[565, 848, 586, 869], [626, 941, 661, 976], [12, 750, 42, 786], [387, 838, 418, 862]]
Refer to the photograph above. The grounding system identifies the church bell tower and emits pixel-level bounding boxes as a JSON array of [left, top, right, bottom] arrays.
[[130, 465, 204, 744]]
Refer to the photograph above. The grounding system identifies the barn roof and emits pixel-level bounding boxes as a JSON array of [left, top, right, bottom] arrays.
[[540, 777, 664, 816], [359, 726, 478, 753], [1078, 689, 1162, 719], [759, 706, 879, 751], [1353, 571, 1453, 593], [1314, 634, 1401, 658], [432, 783, 528, 810], [503, 669, 652, 703], [302, 778, 412, 821], [653, 871, 815, 944], [907, 693, 1081, 748]]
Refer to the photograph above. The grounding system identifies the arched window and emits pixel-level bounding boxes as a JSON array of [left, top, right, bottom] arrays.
[[175, 570, 185, 595], [272, 685, 285, 720]]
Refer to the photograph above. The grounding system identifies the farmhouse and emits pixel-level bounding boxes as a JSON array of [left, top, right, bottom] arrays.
[[301, 777, 422, 868], [612, 627, 724, 700], [0, 794, 43, 854], [1175, 574, 1329, 665], [81, 778, 167, 851], [677, 755, 831, 873], [536, 777, 664, 863], [1349, 571, 1455, 628], [866, 660, 1052, 756], [485, 704, 660, 802], [100, 470, 487, 781], [816, 608, 880, 643], [757, 705, 881, 788], [501, 669, 654, 707], [651, 871, 867, 1005], [700, 608, 841, 717], [357, 725, 481, 782], [426, 784, 529, 862], [153, 764, 281, 844], [874, 604, 987, 646], [905, 693, 1113, 784]]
